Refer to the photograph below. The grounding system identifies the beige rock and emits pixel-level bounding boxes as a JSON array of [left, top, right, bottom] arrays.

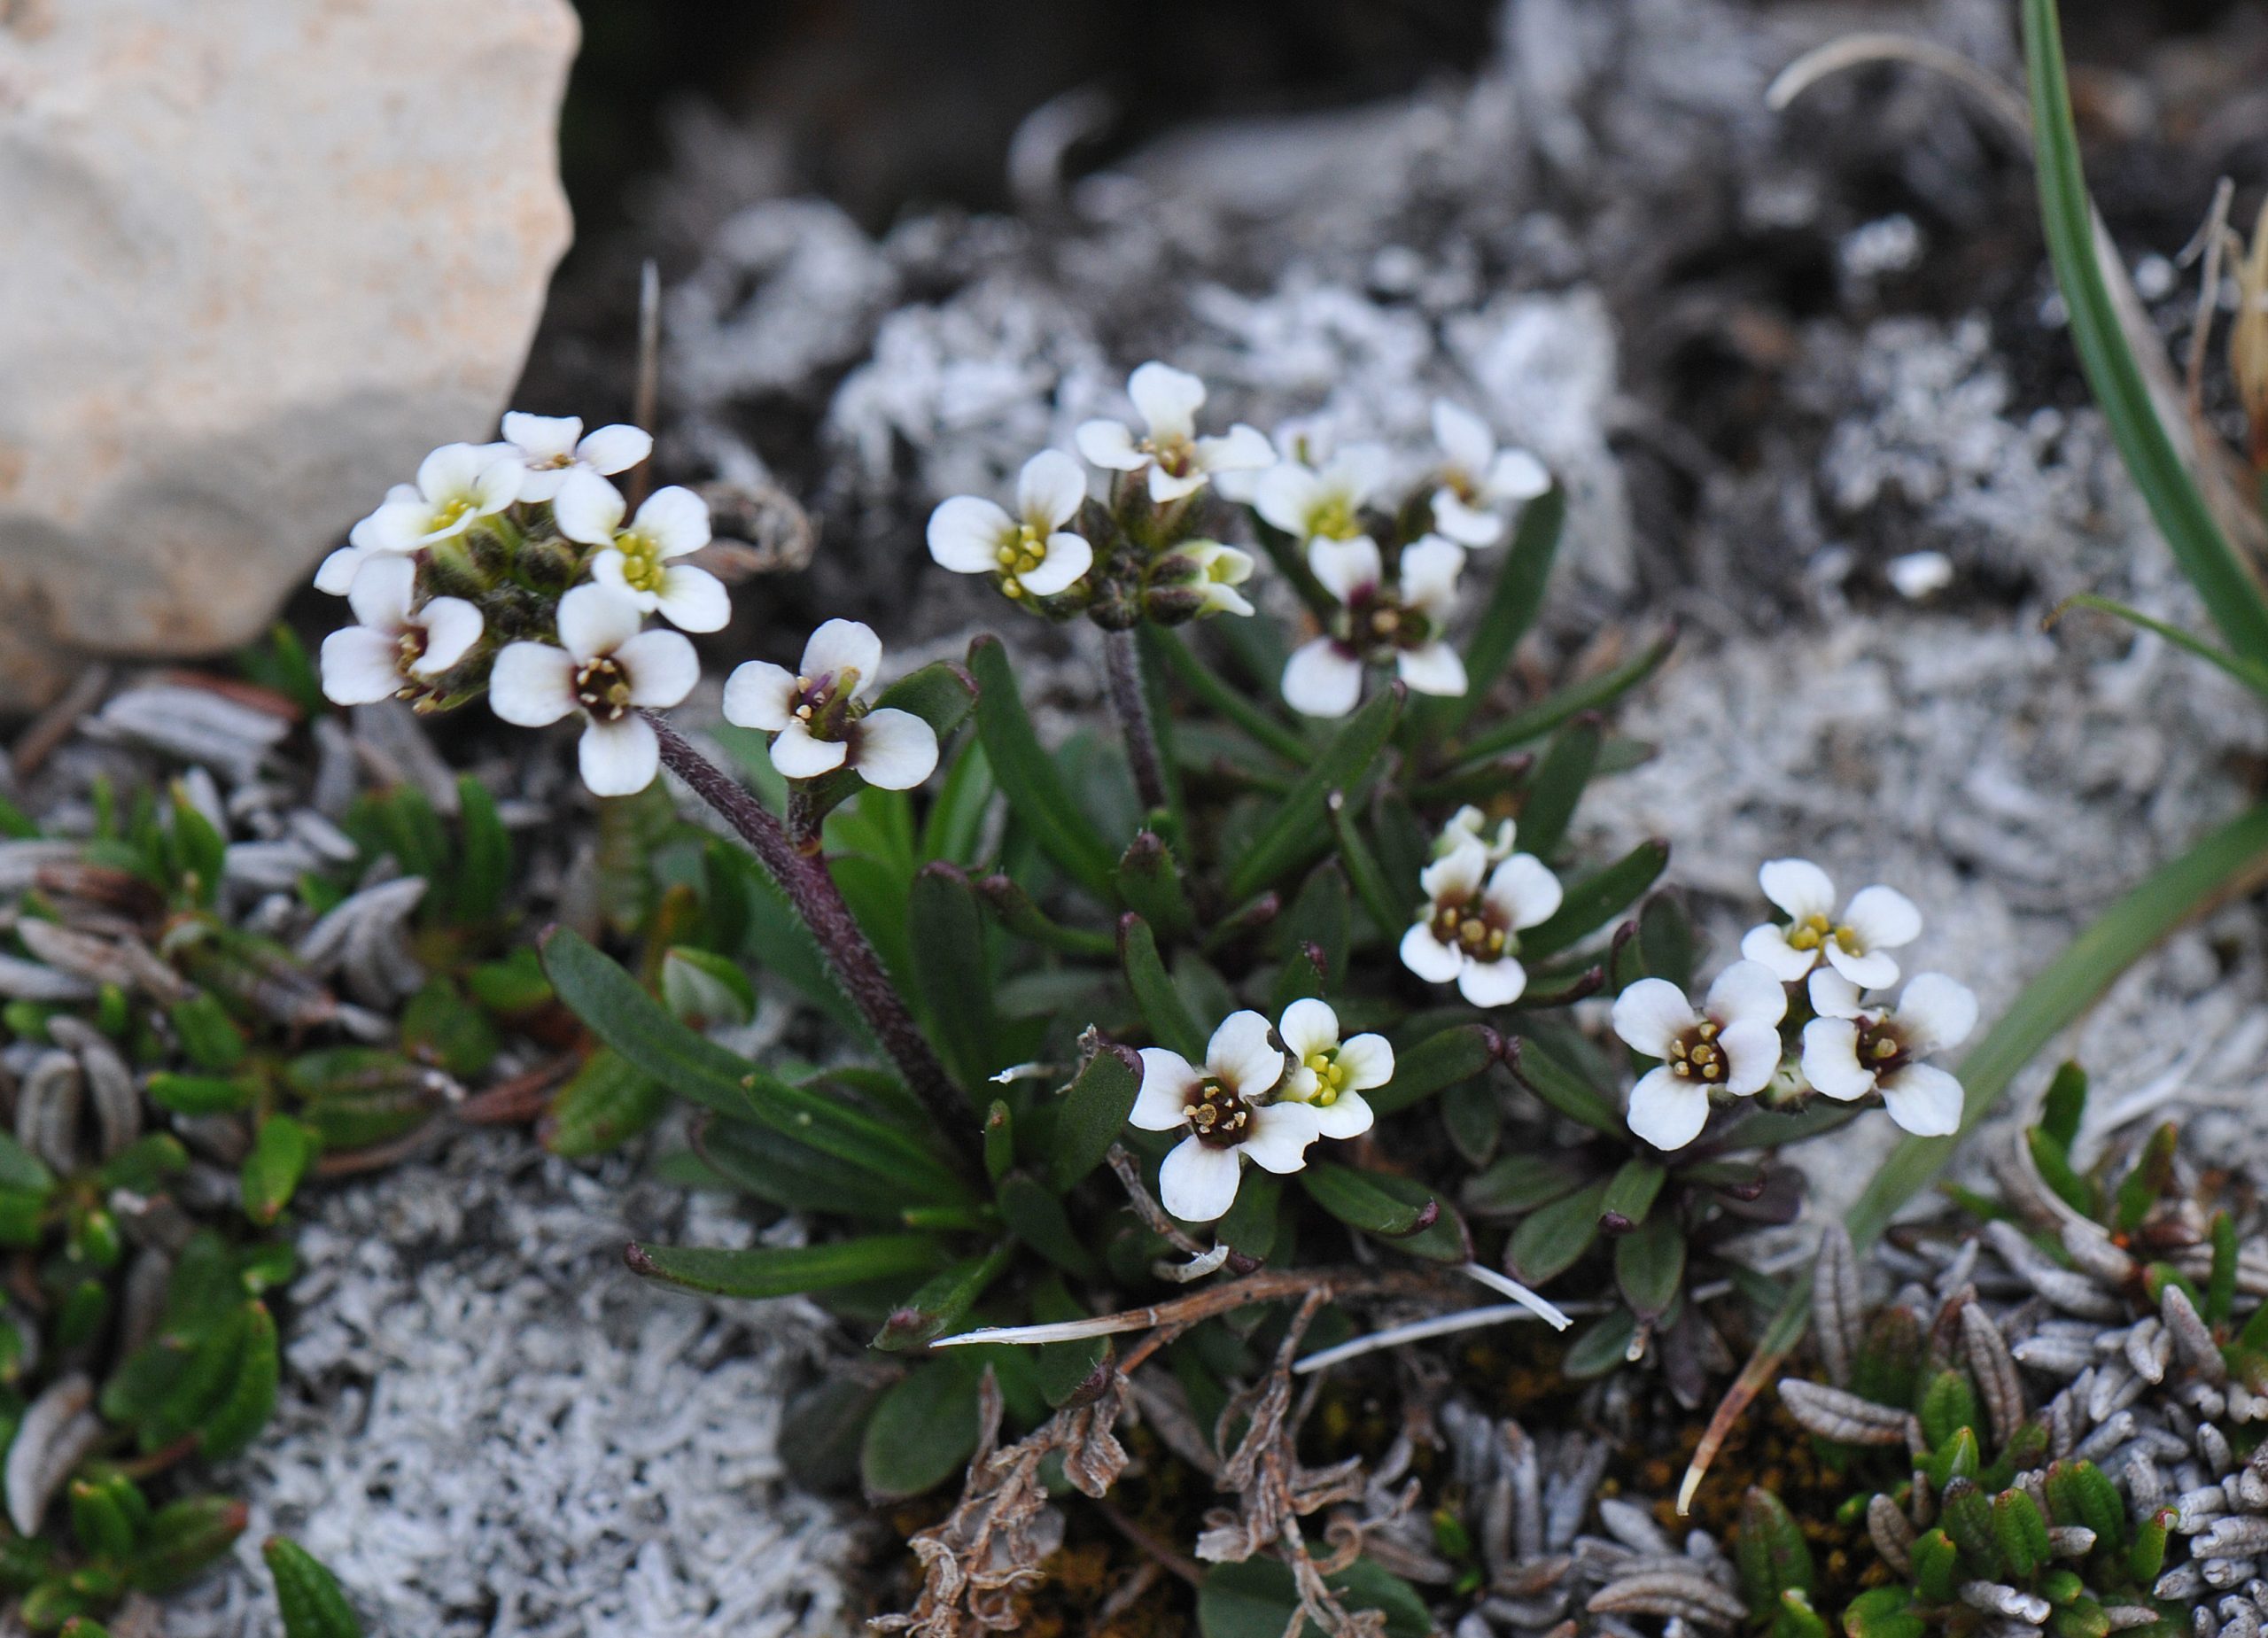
[[0, 0, 578, 707]]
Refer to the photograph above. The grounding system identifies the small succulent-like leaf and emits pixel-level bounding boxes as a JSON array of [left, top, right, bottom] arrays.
[[626, 1235, 948, 1299], [1845, 1585, 1926, 1638], [126, 1495, 248, 1592], [1277, 860, 1351, 990], [2043, 1459, 2125, 1557], [264, 1536, 366, 1638], [2127, 1506, 2171, 1583], [1615, 1210, 1685, 1322], [2038, 1060, 2087, 1152], [1118, 913, 1206, 1060], [1518, 839, 1670, 960], [860, 1356, 985, 1501], [1325, 791, 1403, 942], [1918, 1368, 1980, 1453], [239, 1116, 317, 1228], [874, 1243, 1016, 1352], [67, 1478, 136, 1562], [1938, 1479, 2001, 1578], [1046, 1044, 1143, 1192], [544, 1048, 669, 1158], [2112, 1122, 2179, 1235], [2025, 1129, 2098, 1219], [1925, 1425, 1982, 1490], [1507, 1177, 1610, 1285], [198, 1300, 279, 1461], [1736, 1487, 1814, 1613]]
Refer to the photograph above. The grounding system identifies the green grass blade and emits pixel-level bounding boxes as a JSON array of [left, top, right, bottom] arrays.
[[2050, 594, 2268, 700]]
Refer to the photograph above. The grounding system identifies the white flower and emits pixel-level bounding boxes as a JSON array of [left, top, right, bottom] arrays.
[[488, 585, 697, 797], [315, 443, 524, 594], [1612, 961, 1789, 1153], [1437, 805, 1517, 864], [1399, 836, 1563, 1007], [1075, 362, 1273, 504], [1800, 969, 1977, 1137], [1158, 540, 1257, 617], [926, 450, 1096, 602], [498, 412, 653, 502], [1740, 859, 1922, 989], [1128, 1011, 1322, 1222], [720, 618, 939, 790], [317, 556, 485, 707], [1254, 444, 1391, 544], [554, 471, 726, 633], [1281, 534, 1468, 718], [1429, 400, 1549, 547], [1275, 998, 1389, 1140]]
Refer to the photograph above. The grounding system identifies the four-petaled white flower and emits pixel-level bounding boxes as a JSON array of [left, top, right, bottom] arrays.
[[316, 442, 523, 594], [1740, 859, 1921, 990], [1275, 998, 1389, 1140], [1254, 443, 1391, 546], [721, 618, 939, 790], [498, 412, 654, 502], [1612, 960, 1789, 1153], [488, 585, 698, 797], [1437, 804, 1517, 864], [1076, 362, 1273, 504], [1799, 968, 1977, 1138], [1158, 540, 1257, 617], [1281, 534, 1468, 718], [555, 472, 726, 633], [1429, 400, 1549, 547], [1128, 1011, 1322, 1223], [1399, 836, 1563, 1006], [927, 450, 1096, 602], [317, 556, 485, 706]]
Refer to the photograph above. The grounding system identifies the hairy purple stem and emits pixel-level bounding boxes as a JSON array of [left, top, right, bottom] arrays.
[[1102, 626, 1170, 817], [645, 712, 976, 1156]]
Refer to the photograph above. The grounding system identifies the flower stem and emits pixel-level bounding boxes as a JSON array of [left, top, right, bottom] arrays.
[[644, 712, 977, 1153], [1102, 625, 1170, 818]]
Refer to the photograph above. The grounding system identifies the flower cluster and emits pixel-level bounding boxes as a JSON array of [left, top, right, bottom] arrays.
[[926, 363, 1552, 715]]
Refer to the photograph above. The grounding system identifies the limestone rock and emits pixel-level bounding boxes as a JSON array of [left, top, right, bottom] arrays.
[[0, 0, 578, 707]]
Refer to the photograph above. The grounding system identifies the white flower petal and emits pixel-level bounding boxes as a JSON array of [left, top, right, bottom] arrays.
[[852, 709, 939, 790], [556, 584, 642, 663], [515, 465, 571, 503], [1208, 1010, 1283, 1098], [1895, 974, 1978, 1057], [1132, 1049, 1200, 1130], [1128, 361, 1204, 439], [1485, 448, 1550, 502], [1611, 979, 1696, 1059], [1806, 966, 1864, 1020], [1016, 449, 1088, 531], [1399, 922, 1464, 984], [1394, 641, 1468, 698], [1456, 957, 1528, 1008], [1841, 885, 1922, 952], [319, 627, 406, 706], [1278, 998, 1340, 1061], [1626, 1066, 1709, 1152], [487, 642, 578, 726], [1432, 400, 1495, 475], [1420, 838, 1487, 904], [1281, 640, 1363, 718], [1204, 584, 1255, 618], [1486, 854, 1564, 931], [576, 423, 652, 474], [1309, 1090, 1373, 1141], [1822, 943, 1901, 991], [800, 619, 884, 697], [411, 598, 484, 675], [1197, 423, 1274, 473], [314, 545, 369, 596], [1283, 1065, 1320, 1102], [1016, 532, 1092, 597], [1074, 419, 1145, 472], [1397, 534, 1466, 614], [1146, 464, 1208, 504], [590, 550, 658, 611], [1758, 858, 1835, 922], [346, 554, 416, 631], [579, 714, 661, 797], [1306, 535, 1383, 603], [768, 718, 850, 780], [503, 411, 580, 459], [720, 661, 799, 731], [353, 499, 435, 555], [1705, 959, 1789, 1030], [1429, 488, 1504, 547], [416, 441, 484, 501], [1879, 1063, 1964, 1137], [1254, 465, 1324, 537], [618, 629, 699, 709], [553, 470, 629, 547], [1330, 445, 1392, 508], [1716, 1021, 1784, 1098], [1334, 1033, 1394, 1092], [926, 496, 1015, 573], [1239, 1102, 1321, 1173], [1158, 1137, 1242, 1223], [654, 564, 731, 633], [470, 451, 523, 512], [1739, 924, 1817, 982], [632, 486, 711, 557], [1800, 1018, 1876, 1101]]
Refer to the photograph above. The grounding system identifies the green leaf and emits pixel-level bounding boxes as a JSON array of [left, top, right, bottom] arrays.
[[1426, 485, 1567, 740], [2023, 0, 2268, 663], [1116, 832, 1194, 942], [1325, 790, 1403, 941], [1198, 1556, 1433, 1638], [2027, 1129, 2098, 1218], [967, 637, 1119, 897], [1216, 1170, 1284, 1263], [660, 946, 756, 1029], [1517, 718, 1601, 860], [1615, 1210, 1685, 1320], [2051, 594, 2268, 699], [1450, 625, 1677, 766], [693, 1116, 912, 1223], [1441, 1078, 1500, 1167], [1461, 1153, 1588, 1217], [198, 1300, 279, 1460], [1507, 1177, 1610, 1284], [983, 1100, 1014, 1184], [1736, 1487, 1814, 1611], [861, 1356, 985, 1500], [1048, 1044, 1143, 1191], [921, 740, 996, 866], [128, 1496, 249, 1592], [996, 1174, 1099, 1277], [2038, 1060, 2087, 1152], [1150, 626, 1309, 764], [1226, 683, 1404, 904], [874, 1243, 1016, 1352], [1300, 1160, 1431, 1237], [1120, 913, 1206, 1060], [543, 1048, 670, 1158], [1518, 839, 1670, 959], [906, 863, 1002, 1091], [400, 975, 501, 1078], [1506, 1034, 1624, 1136], [239, 1116, 317, 1227], [1637, 893, 1697, 990], [1367, 1022, 1496, 1117], [628, 1234, 947, 1299], [0, 1135, 55, 1197], [453, 775, 511, 924], [264, 1537, 366, 1638], [540, 928, 973, 1203], [1562, 1307, 1638, 1378], [972, 873, 1116, 959], [1599, 1159, 1666, 1230]]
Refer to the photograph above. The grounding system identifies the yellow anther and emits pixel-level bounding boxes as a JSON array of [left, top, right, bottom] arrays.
[[995, 545, 1019, 567], [1486, 928, 1506, 953]]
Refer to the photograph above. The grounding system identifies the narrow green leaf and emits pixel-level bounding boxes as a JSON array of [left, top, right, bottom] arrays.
[[1505, 1034, 1624, 1136], [1115, 832, 1194, 942], [996, 1174, 1099, 1277], [1507, 1177, 1610, 1284], [972, 873, 1116, 959], [454, 775, 511, 923], [1461, 1153, 1588, 1217], [1599, 1159, 1666, 1230], [660, 946, 756, 1029], [983, 1100, 1014, 1184], [874, 1243, 1016, 1351], [1615, 1210, 1686, 1320], [1441, 1078, 1501, 1167], [1450, 625, 1677, 766], [543, 1048, 669, 1158], [1300, 1160, 1430, 1237], [1277, 860, 1351, 989], [2023, 0, 2268, 662], [1367, 1022, 1496, 1117], [239, 1116, 317, 1228], [1150, 626, 1309, 763], [920, 740, 996, 866], [967, 637, 1119, 897], [1048, 1043, 1143, 1191], [1216, 1169, 1283, 1263], [1636, 893, 1697, 990], [861, 1356, 985, 1500], [1198, 1557, 1433, 1638], [692, 1116, 912, 1223], [1428, 485, 1567, 739], [264, 1538, 366, 1638], [1120, 913, 1206, 1060], [1518, 839, 1670, 959], [197, 1300, 279, 1461], [2051, 594, 2268, 698], [628, 1234, 947, 1299], [1225, 683, 1404, 904], [1517, 718, 1601, 859], [2038, 1060, 2088, 1151], [1326, 790, 1402, 939], [1561, 1308, 1639, 1378], [906, 863, 1001, 1091]]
